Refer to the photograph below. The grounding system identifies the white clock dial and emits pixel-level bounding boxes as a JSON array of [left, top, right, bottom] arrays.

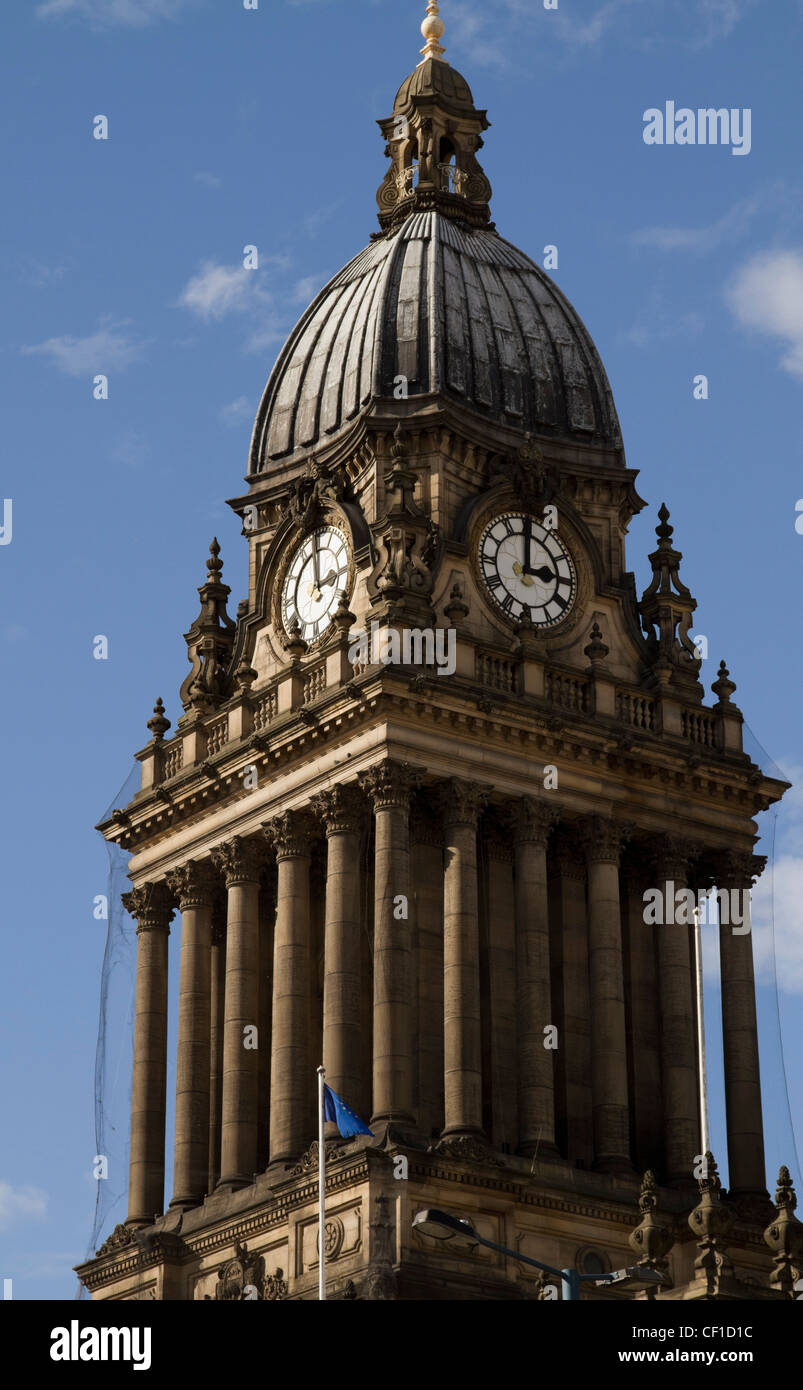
[[478, 512, 576, 628], [281, 526, 349, 643]]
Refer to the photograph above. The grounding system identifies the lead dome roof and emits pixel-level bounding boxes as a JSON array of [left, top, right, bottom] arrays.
[[249, 211, 622, 474]]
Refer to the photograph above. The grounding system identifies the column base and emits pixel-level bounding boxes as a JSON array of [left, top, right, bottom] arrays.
[[214, 1174, 254, 1193], [168, 1195, 204, 1212]]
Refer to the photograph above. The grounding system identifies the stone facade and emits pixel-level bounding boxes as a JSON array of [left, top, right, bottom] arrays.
[[77, 4, 792, 1302]]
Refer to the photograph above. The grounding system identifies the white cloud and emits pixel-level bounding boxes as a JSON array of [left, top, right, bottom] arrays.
[[178, 261, 270, 322], [291, 274, 323, 305], [0, 1181, 47, 1230], [693, 0, 752, 47], [633, 194, 762, 254], [725, 250, 803, 380], [219, 395, 253, 426], [36, 0, 188, 25], [193, 171, 222, 190], [22, 321, 146, 377]]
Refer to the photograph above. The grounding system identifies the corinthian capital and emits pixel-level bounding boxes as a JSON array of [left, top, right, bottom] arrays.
[[438, 778, 488, 830], [122, 882, 174, 934], [359, 759, 416, 811], [717, 850, 766, 890], [310, 783, 365, 837], [165, 858, 216, 910], [509, 796, 557, 847], [580, 815, 630, 865], [211, 835, 264, 885], [652, 835, 698, 884], [263, 809, 316, 860]]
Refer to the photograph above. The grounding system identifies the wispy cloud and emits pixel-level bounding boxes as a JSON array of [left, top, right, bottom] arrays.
[[291, 274, 324, 304], [193, 171, 222, 190], [633, 194, 763, 255], [22, 321, 147, 377], [620, 288, 704, 348], [725, 250, 803, 380], [693, 0, 753, 48], [0, 1180, 47, 1230], [219, 395, 253, 426], [36, 0, 190, 25], [178, 261, 270, 322]]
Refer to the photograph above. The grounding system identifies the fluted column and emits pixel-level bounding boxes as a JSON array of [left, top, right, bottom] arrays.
[[266, 810, 314, 1165], [312, 785, 365, 1115], [208, 894, 226, 1193], [440, 780, 486, 1138], [212, 836, 263, 1188], [654, 837, 699, 1185], [122, 883, 173, 1227], [483, 818, 517, 1152], [165, 860, 214, 1209], [360, 761, 415, 1128], [581, 816, 632, 1173], [718, 851, 767, 1198], [512, 798, 558, 1157]]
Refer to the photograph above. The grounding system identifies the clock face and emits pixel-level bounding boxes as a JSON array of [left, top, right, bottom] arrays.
[[478, 512, 577, 628], [281, 526, 349, 643]]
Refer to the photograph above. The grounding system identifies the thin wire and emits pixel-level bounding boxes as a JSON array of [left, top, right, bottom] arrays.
[[766, 809, 802, 1183]]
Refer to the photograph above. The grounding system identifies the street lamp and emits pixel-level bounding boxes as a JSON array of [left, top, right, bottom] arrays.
[[412, 1208, 665, 1301]]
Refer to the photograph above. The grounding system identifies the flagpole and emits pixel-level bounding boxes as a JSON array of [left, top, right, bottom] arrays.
[[317, 1064, 326, 1301]]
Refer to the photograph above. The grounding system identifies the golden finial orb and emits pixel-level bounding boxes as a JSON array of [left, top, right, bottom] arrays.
[[420, 0, 446, 62]]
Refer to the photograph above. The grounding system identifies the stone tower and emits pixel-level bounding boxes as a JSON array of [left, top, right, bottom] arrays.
[[78, 4, 789, 1301]]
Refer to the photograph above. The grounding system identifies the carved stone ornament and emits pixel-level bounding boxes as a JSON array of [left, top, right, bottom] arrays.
[[211, 836, 264, 886], [579, 815, 629, 865], [121, 883, 174, 935], [688, 1152, 734, 1291], [430, 1134, 502, 1166], [628, 1171, 674, 1291], [165, 859, 216, 911], [263, 809, 316, 860], [438, 779, 488, 831], [290, 1140, 335, 1176], [311, 783, 365, 837], [96, 1224, 136, 1258], [509, 796, 557, 847], [359, 759, 417, 811], [286, 456, 349, 530], [764, 1166, 803, 1297], [180, 539, 236, 715], [211, 1242, 274, 1301]]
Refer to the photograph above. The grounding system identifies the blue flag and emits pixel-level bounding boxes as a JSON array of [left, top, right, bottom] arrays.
[[323, 1084, 374, 1138]]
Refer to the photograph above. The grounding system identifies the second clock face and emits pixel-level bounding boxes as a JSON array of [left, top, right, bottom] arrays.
[[478, 512, 577, 628], [281, 526, 349, 643]]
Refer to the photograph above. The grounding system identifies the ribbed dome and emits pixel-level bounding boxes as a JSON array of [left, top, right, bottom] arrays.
[[249, 211, 622, 472], [393, 57, 475, 113]]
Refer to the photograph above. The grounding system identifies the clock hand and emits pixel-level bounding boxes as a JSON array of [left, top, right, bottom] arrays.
[[522, 516, 533, 575], [533, 566, 554, 584], [318, 568, 338, 588], [312, 539, 320, 590]]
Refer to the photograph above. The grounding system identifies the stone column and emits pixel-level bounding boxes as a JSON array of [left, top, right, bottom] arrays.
[[620, 855, 662, 1175], [549, 836, 593, 1166], [359, 761, 415, 1129], [653, 837, 699, 1185], [122, 883, 173, 1227], [581, 816, 632, 1173], [718, 851, 767, 1199], [312, 785, 365, 1115], [483, 818, 517, 1153], [440, 780, 486, 1139], [165, 860, 214, 1210], [266, 810, 314, 1165], [207, 894, 226, 1193], [512, 798, 558, 1158], [411, 801, 444, 1143], [212, 836, 263, 1188]]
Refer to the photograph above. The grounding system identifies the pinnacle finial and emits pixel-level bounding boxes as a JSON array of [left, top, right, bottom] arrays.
[[420, 0, 446, 62], [207, 536, 223, 580]]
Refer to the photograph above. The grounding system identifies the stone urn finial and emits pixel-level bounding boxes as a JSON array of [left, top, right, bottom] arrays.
[[628, 1170, 674, 1294], [688, 1152, 734, 1291], [764, 1165, 803, 1297]]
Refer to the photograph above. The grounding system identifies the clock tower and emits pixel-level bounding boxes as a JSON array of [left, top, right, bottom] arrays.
[[78, 3, 794, 1302]]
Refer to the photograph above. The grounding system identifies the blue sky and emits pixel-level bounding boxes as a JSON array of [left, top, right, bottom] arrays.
[[1, 0, 801, 1299]]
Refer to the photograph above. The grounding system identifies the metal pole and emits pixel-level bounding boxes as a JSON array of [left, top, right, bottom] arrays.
[[692, 906, 710, 1155], [317, 1065, 326, 1301], [561, 1267, 579, 1302]]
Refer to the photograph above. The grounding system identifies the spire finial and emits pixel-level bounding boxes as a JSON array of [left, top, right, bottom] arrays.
[[420, 0, 446, 62]]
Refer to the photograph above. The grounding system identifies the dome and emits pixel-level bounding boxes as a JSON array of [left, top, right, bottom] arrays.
[[249, 211, 622, 472], [393, 57, 476, 114]]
